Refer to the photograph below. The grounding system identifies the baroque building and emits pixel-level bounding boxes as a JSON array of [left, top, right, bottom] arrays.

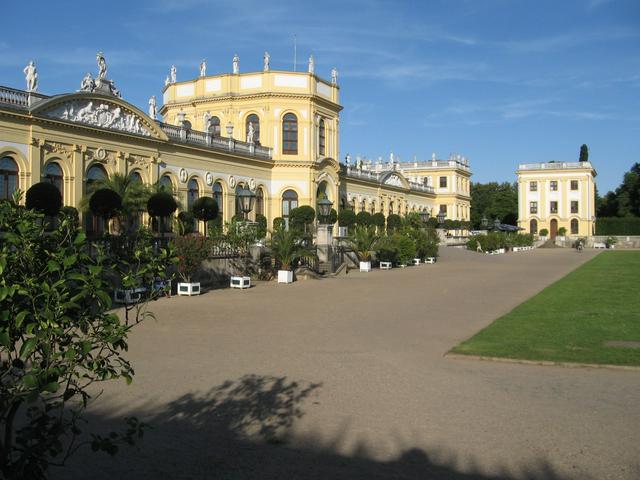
[[0, 54, 471, 232], [517, 161, 597, 237]]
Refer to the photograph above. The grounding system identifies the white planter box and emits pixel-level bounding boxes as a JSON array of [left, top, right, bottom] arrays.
[[177, 282, 201, 296], [230, 276, 251, 289], [278, 270, 293, 284], [380, 261, 392, 270], [359, 261, 371, 272], [412, 258, 421, 265], [425, 257, 436, 264], [114, 288, 145, 304]]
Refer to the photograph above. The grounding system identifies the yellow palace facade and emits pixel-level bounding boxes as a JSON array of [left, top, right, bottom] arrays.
[[0, 54, 471, 231]]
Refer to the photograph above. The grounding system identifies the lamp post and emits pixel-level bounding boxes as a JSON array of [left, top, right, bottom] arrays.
[[493, 218, 501, 231], [419, 210, 430, 223], [236, 186, 256, 220], [481, 216, 488, 229], [437, 211, 446, 226], [317, 196, 333, 224]]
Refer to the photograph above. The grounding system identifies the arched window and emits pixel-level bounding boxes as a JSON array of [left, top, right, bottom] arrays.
[[235, 184, 245, 217], [388, 201, 394, 215], [370, 201, 376, 214], [318, 118, 326, 156], [129, 170, 143, 183], [159, 174, 174, 193], [282, 113, 298, 155], [246, 114, 260, 144], [45, 162, 63, 199], [255, 187, 264, 216], [0, 157, 19, 200], [530, 219, 538, 235], [360, 199, 366, 212], [187, 178, 199, 211], [210, 116, 221, 137], [85, 164, 108, 235], [212, 181, 223, 220], [571, 218, 579, 235], [281, 189, 298, 226]]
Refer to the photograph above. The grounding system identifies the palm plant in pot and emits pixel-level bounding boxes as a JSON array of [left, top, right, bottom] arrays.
[[269, 224, 315, 284], [345, 225, 379, 272]]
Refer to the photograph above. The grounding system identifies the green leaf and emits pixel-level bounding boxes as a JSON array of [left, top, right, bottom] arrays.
[[73, 232, 86, 245], [42, 381, 60, 393], [47, 260, 60, 272], [0, 286, 8, 302], [22, 374, 38, 389], [63, 254, 77, 268], [15, 311, 28, 329], [19, 337, 37, 359], [0, 330, 10, 347]]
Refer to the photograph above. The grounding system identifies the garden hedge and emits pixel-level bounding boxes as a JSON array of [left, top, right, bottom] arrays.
[[595, 217, 640, 235]]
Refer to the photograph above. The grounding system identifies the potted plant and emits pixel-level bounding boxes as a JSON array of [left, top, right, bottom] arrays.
[[606, 236, 618, 249], [558, 226, 567, 238], [345, 225, 379, 272], [269, 224, 315, 284], [171, 235, 210, 295], [539, 228, 549, 238]]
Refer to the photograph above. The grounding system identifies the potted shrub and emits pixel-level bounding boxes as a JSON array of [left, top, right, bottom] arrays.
[[269, 224, 315, 284], [386, 214, 402, 232], [89, 188, 122, 235], [606, 236, 618, 249], [172, 235, 210, 295], [371, 212, 386, 233], [539, 228, 549, 238], [355, 211, 372, 227], [558, 226, 567, 238], [191, 196, 219, 237], [147, 191, 178, 234], [26, 182, 62, 217], [345, 225, 379, 272], [338, 208, 356, 237]]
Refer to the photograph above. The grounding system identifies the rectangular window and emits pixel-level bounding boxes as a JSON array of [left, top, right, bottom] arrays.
[[570, 180, 579, 191], [530, 201, 538, 214], [571, 201, 579, 214], [550, 181, 558, 191], [550, 201, 558, 214], [439, 176, 447, 188], [439, 204, 447, 214], [530, 181, 538, 192]]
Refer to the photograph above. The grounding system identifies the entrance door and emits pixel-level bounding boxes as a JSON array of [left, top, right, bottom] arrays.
[[550, 219, 558, 238]]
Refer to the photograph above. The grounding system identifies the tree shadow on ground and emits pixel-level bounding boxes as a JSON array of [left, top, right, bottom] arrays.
[[54, 374, 593, 480]]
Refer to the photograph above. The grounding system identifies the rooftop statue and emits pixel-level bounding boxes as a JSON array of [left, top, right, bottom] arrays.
[[246, 121, 255, 143], [200, 59, 206, 77], [170, 65, 177, 84], [24, 61, 38, 92], [80, 72, 95, 92], [263, 52, 270, 72], [232, 54, 239, 74], [331, 67, 337, 85], [96, 52, 107, 80], [148, 96, 157, 119], [308, 55, 315, 74]]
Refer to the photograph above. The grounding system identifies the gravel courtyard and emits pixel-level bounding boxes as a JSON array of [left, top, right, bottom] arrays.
[[57, 247, 640, 480]]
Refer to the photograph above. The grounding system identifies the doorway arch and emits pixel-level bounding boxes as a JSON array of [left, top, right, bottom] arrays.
[[550, 219, 558, 238]]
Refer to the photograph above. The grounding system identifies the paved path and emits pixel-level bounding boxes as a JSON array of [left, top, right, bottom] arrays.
[[58, 248, 640, 480]]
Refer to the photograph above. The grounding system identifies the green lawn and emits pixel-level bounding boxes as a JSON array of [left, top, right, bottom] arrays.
[[451, 251, 640, 366]]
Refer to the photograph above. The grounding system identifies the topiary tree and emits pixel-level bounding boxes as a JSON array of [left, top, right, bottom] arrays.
[[558, 227, 567, 236], [338, 209, 356, 228], [426, 217, 439, 229], [255, 213, 268, 239], [327, 208, 338, 225], [89, 188, 122, 234], [25, 182, 62, 217], [289, 206, 315, 232], [371, 212, 386, 231], [355, 211, 372, 227], [273, 217, 285, 230], [403, 212, 423, 230], [539, 228, 549, 237], [386, 214, 402, 232], [147, 192, 177, 234], [191, 197, 218, 236]]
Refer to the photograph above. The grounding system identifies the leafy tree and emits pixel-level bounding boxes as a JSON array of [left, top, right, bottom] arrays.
[[0, 200, 173, 479], [386, 214, 402, 232], [338, 209, 356, 228], [426, 217, 439, 229], [272, 217, 285, 230], [25, 182, 62, 217], [255, 214, 268, 239], [355, 211, 372, 226], [597, 163, 640, 217], [470, 182, 518, 228], [289, 206, 315, 233], [191, 197, 218, 236], [89, 188, 122, 230], [327, 208, 338, 225], [81, 173, 150, 234], [579, 144, 589, 163], [147, 192, 177, 234], [371, 212, 386, 231]]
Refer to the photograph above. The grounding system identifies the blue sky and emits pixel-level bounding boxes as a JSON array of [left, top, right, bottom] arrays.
[[1, 0, 638, 192]]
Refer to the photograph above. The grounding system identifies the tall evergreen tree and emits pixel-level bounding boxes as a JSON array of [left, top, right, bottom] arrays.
[[579, 144, 589, 163]]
